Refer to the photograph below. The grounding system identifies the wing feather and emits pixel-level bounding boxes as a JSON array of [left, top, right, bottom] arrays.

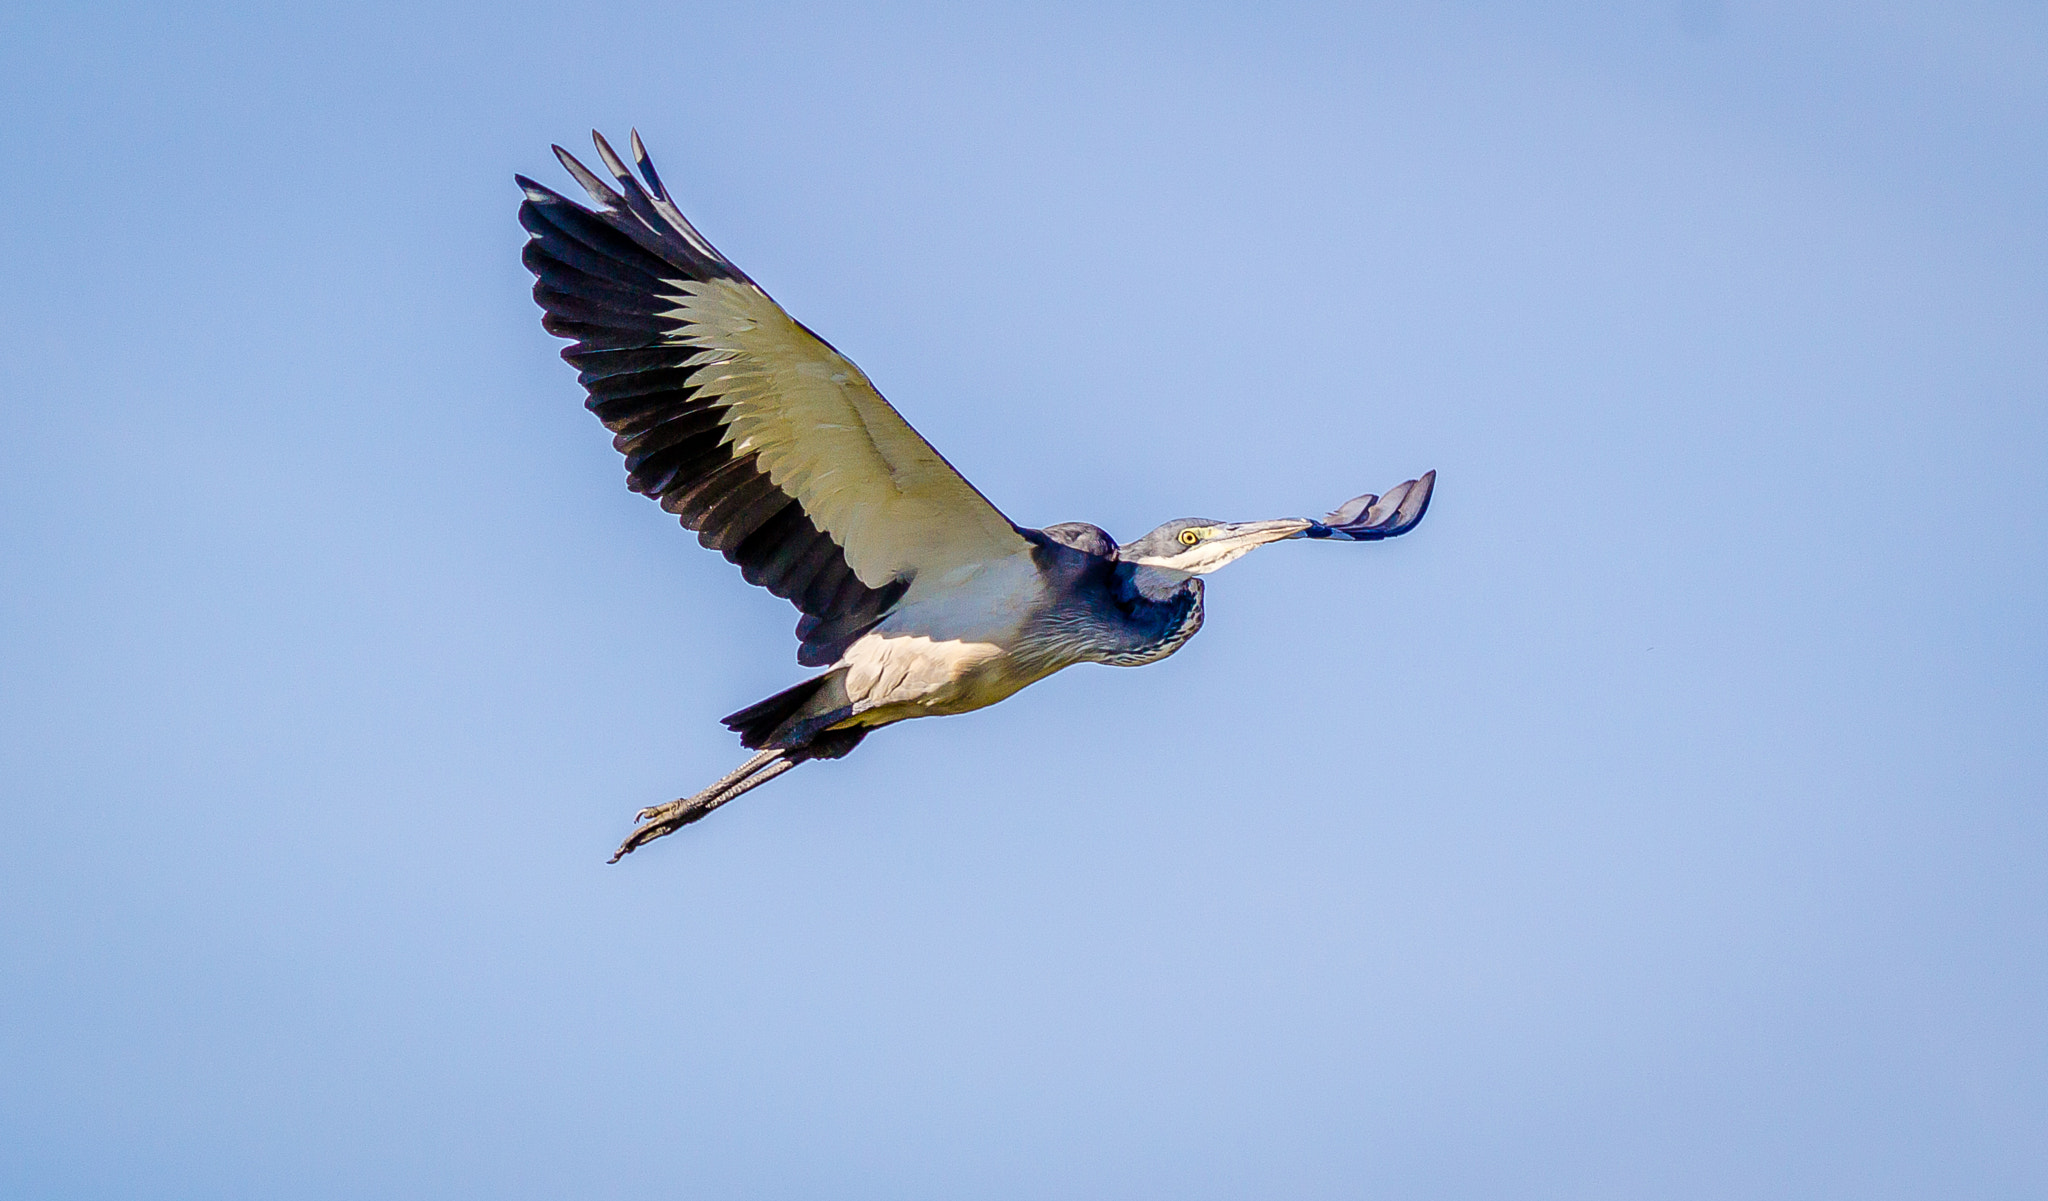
[[518, 132, 1030, 664]]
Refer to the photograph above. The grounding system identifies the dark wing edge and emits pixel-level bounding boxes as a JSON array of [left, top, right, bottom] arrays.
[[1306, 470, 1435, 541], [518, 131, 905, 667]]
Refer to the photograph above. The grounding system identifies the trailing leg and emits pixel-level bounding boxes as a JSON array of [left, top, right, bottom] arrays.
[[610, 751, 798, 862], [606, 722, 874, 862]]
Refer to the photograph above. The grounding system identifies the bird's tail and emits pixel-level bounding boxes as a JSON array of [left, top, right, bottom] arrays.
[[721, 669, 856, 750]]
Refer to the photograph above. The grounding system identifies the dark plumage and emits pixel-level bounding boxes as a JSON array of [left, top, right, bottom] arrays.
[[519, 138, 907, 667]]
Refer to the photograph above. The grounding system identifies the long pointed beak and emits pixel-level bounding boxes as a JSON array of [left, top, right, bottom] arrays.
[[1221, 517, 1316, 547]]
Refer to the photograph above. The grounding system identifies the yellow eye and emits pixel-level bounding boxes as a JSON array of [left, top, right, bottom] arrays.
[[1178, 529, 1202, 546]]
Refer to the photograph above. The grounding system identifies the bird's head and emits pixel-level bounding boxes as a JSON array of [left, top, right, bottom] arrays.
[[1115, 517, 1316, 576], [1113, 470, 1438, 577]]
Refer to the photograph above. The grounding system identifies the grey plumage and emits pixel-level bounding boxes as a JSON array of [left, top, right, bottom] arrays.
[[518, 131, 1437, 861]]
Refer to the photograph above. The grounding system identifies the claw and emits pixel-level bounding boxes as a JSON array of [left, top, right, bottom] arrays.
[[607, 753, 801, 862], [609, 815, 676, 864]]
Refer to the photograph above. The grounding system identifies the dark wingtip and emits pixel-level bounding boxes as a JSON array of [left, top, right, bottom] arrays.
[[629, 127, 668, 198], [1320, 469, 1436, 541], [590, 129, 632, 181]]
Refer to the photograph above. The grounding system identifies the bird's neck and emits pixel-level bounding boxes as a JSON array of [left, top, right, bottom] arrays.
[[1090, 562, 1205, 666], [1121, 562, 1196, 603]]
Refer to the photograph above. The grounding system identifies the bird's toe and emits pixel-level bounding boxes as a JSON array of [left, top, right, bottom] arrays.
[[635, 800, 681, 823]]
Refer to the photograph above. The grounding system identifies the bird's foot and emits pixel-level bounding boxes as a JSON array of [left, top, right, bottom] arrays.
[[607, 751, 798, 863], [609, 797, 704, 863]]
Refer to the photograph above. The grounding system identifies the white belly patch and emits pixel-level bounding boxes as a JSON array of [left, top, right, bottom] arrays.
[[833, 549, 1068, 727], [840, 632, 1047, 724]]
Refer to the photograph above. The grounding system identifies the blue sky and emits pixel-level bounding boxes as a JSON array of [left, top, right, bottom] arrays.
[[3, 2, 2045, 1197]]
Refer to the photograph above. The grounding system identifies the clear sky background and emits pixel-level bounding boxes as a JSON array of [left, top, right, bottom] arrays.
[[3, 2, 2044, 1197]]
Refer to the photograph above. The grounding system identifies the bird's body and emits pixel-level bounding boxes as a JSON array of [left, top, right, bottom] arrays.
[[807, 529, 1205, 729], [518, 131, 1435, 859], [839, 548, 1055, 723]]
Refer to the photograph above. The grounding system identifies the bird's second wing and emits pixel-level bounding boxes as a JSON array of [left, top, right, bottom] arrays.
[[1306, 470, 1434, 540], [519, 132, 1033, 666]]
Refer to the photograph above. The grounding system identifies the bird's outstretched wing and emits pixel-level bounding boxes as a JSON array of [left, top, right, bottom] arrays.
[[518, 131, 1033, 666], [1305, 470, 1435, 541]]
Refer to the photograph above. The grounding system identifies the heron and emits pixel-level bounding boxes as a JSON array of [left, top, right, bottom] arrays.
[[518, 131, 1435, 862]]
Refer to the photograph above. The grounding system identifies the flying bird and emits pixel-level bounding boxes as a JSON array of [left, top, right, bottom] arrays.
[[518, 131, 1435, 861]]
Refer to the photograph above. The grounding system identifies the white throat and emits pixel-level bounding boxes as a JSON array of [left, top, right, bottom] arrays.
[[1125, 542, 1257, 575]]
